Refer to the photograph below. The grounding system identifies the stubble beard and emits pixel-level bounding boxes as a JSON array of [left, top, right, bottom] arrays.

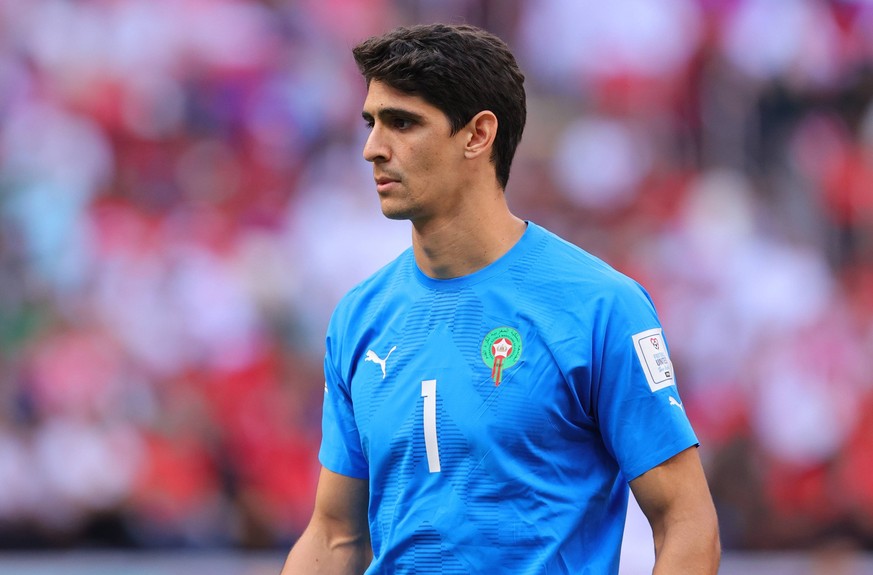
[[378, 189, 420, 222]]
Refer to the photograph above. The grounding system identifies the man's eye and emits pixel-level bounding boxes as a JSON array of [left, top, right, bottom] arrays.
[[393, 118, 412, 130]]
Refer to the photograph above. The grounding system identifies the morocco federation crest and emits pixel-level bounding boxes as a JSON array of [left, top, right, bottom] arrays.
[[481, 327, 522, 386]]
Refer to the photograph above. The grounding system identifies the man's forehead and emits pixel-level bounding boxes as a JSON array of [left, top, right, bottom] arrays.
[[363, 80, 432, 114]]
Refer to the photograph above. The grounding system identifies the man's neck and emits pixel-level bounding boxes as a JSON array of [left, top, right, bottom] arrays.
[[410, 195, 526, 280]]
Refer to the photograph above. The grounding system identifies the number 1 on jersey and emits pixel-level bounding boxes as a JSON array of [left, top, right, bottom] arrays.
[[421, 379, 441, 473]]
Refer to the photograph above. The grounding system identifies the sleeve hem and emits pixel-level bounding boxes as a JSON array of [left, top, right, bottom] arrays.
[[623, 438, 700, 482]]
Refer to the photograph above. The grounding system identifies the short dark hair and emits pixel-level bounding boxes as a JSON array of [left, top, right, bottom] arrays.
[[352, 23, 526, 189]]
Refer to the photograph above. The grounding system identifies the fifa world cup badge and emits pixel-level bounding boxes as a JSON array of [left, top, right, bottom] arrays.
[[481, 327, 522, 386], [632, 327, 676, 392]]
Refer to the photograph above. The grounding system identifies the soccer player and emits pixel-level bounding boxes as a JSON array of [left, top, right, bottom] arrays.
[[281, 23, 720, 574]]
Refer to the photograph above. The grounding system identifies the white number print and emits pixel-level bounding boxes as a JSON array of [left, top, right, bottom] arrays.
[[420, 379, 441, 473]]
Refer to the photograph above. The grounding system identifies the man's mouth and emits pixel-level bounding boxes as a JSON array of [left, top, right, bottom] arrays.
[[375, 176, 399, 192]]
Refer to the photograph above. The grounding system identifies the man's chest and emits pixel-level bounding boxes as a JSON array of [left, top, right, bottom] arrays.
[[346, 315, 587, 479]]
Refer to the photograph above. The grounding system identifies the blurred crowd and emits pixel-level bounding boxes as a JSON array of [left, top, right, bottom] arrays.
[[0, 0, 871, 553]]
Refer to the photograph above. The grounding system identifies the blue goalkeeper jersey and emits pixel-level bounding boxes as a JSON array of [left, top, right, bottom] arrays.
[[319, 221, 698, 574]]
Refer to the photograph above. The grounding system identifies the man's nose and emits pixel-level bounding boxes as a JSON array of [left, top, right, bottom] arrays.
[[363, 126, 388, 163]]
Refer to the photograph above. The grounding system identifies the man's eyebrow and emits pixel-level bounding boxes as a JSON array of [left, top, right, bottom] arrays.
[[361, 107, 426, 123]]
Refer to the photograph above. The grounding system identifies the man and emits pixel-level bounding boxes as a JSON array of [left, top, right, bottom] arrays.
[[282, 23, 720, 574]]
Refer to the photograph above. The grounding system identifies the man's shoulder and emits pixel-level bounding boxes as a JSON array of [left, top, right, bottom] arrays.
[[330, 247, 415, 319], [528, 223, 639, 292]]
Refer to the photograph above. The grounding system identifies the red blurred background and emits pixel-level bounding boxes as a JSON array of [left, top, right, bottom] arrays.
[[0, 0, 871, 559]]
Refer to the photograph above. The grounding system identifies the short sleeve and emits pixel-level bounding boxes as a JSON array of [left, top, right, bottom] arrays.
[[592, 283, 699, 481], [318, 335, 369, 479]]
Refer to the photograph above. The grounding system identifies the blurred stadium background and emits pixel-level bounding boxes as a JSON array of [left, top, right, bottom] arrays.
[[0, 0, 872, 573]]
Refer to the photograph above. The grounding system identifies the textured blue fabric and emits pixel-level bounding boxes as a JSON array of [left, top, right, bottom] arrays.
[[319, 222, 698, 574]]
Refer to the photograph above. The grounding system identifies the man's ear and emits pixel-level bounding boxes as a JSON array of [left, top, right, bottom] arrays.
[[463, 111, 498, 159]]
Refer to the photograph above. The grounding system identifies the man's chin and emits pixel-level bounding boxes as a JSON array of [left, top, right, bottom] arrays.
[[381, 211, 412, 221], [379, 204, 414, 221]]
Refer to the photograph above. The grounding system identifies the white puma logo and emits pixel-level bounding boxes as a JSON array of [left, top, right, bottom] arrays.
[[365, 346, 397, 379], [669, 396, 684, 411]]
